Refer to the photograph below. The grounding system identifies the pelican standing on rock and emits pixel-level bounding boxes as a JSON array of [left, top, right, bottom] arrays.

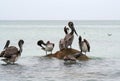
[[64, 21, 78, 48], [78, 36, 90, 55], [37, 40, 55, 55], [0, 40, 24, 64], [59, 26, 69, 50]]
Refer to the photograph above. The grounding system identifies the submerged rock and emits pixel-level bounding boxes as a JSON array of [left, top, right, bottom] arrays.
[[46, 48, 89, 60]]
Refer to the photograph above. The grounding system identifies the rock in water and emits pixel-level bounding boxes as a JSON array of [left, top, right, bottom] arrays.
[[46, 48, 89, 60]]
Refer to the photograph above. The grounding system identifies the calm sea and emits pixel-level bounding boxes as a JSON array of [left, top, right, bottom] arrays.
[[0, 20, 120, 81]]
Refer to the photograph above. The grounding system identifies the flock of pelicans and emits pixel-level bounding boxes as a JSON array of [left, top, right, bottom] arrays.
[[0, 21, 90, 64]]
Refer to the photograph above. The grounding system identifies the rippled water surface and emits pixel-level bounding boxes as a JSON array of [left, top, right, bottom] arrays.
[[0, 57, 120, 81]]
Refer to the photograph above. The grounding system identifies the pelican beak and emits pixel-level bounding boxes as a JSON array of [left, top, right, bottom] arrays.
[[73, 26, 78, 36], [68, 21, 78, 36]]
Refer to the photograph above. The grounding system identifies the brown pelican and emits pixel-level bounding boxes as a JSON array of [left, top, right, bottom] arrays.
[[64, 21, 78, 48], [78, 36, 90, 55], [0, 40, 24, 64], [37, 40, 55, 55], [59, 26, 69, 50]]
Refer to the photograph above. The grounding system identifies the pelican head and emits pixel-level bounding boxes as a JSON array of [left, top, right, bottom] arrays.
[[37, 40, 46, 46], [4, 40, 10, 49], [64, 26, 69, 34], [68, 21, 78, 36], [18, 40, 24, 53]]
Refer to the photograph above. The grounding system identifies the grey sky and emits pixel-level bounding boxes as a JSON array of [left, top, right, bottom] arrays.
[[0, 0, 120, 20]]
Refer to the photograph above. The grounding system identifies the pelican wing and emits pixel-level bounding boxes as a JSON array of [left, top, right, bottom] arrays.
[[84, 39, 90, 52], [4, 46, 19, 57], [59, 39, 66, 50], [64, 34, 74, 48]]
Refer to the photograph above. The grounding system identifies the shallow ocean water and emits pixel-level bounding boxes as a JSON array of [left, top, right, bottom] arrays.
[[0, 20, 120, 81], [0, 57, 120, 81]]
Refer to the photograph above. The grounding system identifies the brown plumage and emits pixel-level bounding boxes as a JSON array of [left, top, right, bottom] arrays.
[[64, 22, 78, 48], [0, 40, 24, 64], [78, 36, 90, 55], [37, 40, 55, 55], [59, 22, 78, 50], [59, 26, 69, 50]]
